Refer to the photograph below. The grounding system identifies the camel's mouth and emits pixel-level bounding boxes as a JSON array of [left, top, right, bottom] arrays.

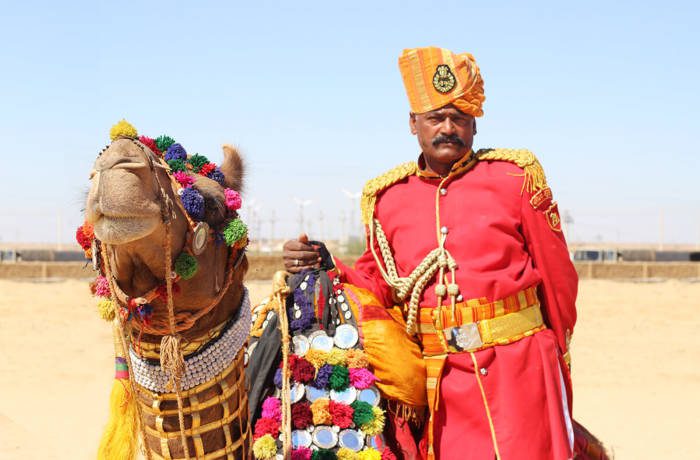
[[93, 214, 160, 245]]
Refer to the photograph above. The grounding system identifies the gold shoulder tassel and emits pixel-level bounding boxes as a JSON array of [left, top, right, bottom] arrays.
[[476, 148, 547, 194]]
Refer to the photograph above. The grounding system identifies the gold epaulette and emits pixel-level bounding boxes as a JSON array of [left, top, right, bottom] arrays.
[[476, 148, 548, 194], [360, 161, 418, 225]]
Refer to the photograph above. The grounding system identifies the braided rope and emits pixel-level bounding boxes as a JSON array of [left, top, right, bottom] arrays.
[[272, 271, 292, 459]]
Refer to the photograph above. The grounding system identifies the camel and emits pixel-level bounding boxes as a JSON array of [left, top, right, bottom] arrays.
[[83, 120, 250, 459]]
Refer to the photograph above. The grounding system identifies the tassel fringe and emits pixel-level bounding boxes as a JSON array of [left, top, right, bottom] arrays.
[[97, 379, 139, 460]]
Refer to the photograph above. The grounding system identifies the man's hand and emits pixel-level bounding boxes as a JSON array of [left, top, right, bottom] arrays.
[[282, 233, 322, 273]]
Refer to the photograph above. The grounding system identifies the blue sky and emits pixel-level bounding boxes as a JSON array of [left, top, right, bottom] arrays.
[[1, 0, 698, 245]]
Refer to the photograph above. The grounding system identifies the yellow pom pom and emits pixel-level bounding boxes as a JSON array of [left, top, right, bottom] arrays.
[[337, 447, 360, 460], [326, 348, 347, 366], [360, 407, 386, 436], [358, 448, 382, 460], [252, 434, 277, 459], [346, 349, 369, 368], [97, 299, 116, 321], [110, 119, 138, 141], [305, 349, 329, 368]]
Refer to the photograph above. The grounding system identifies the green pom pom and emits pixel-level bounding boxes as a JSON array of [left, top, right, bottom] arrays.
[[155, 135, 176, 152], [168, 159, 187, 172], [329, 365, 349, 391], [311, 449, 337, 460], [188, 154, 209, 172], [174, 253, 198, 280], [350, 400, 374, 426], [223, 218, 248, 246]]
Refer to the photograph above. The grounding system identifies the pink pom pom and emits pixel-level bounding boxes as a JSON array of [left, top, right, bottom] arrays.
[[94, 276, 111, 297], [225, 188, 242, 210], [349, 367, 377, 389], [291, 447, 312, 460], [261, 396, 282, 422], [173, 171, 195, 188]]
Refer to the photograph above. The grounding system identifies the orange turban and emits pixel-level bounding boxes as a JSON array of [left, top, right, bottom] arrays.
[[398, 47, 485, 117]]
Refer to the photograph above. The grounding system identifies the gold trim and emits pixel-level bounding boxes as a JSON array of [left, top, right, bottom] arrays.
[[470, 352, 501, 459], [476, 148, 547, 194]]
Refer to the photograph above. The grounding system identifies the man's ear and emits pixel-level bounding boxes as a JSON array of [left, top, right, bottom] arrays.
[[409, 112, 417, 135]]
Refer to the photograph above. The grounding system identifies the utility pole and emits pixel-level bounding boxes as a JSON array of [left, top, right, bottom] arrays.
[[293, 198, 312, 235]]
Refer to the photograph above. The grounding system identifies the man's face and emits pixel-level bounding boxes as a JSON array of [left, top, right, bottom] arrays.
[[410, 105, 475, 171]]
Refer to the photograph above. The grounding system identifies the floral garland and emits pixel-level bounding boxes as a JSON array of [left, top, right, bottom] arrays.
[[252, 275, 395, 460], [78, 119, 250, 326]]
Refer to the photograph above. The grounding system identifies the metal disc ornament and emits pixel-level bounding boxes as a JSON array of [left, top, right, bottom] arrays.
[[305, 385, 329, 402], [191, 222, 209, 255], [338, 429, 365, 451], [357, 387, 381, 406], [312, 426, 338, 449], [291, 429, 312, 448], [289, 382, 305, 403], [292, 335, 310, 356], [309, 330, 334, 352], [333, 324, 359, 349], [330, 386, 357, 404]]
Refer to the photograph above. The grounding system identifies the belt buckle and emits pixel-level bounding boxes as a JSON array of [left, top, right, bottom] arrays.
[[445, 322, 483, 352]]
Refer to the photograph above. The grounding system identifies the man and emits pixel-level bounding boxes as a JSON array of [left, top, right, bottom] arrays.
[[284, 47, 578, 459]]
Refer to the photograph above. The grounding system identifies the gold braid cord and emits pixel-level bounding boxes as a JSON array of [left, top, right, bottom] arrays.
[[363, 149, 547, 335]]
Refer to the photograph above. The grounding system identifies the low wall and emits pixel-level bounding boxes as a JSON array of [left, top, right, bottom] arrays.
[[2, 259, 699, 281]]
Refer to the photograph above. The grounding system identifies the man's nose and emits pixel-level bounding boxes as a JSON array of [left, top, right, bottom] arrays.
[[439, 117, 456, 135]]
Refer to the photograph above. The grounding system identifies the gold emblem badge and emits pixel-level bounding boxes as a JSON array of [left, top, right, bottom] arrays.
[[545, 203, 562, 232], [432, 64, 456, 93]]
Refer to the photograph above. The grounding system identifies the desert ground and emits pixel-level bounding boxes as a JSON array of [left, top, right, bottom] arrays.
[[0, 278, 699, 459]]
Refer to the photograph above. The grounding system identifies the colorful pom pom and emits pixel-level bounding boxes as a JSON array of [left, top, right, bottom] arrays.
[[329, 400, 354, 429], [252, 434, 277, 459], [360, 406, 385, 436], [167, 159, 188, 172], [291, 401, 313, 429], [94, 275, 111, 298], [329, 365, 350, 391], [326, 348, 347, 366], [261, 396, 282, 422], [346, 349, 369, 369], [349, 368, 377, 389], [304, 349, 328, 369], [97, 299, 115, 321], [138, 135, 161, 156], [174, 253, 198, 280], [110, 119, 138, 141], [224, 188, 242, 211], [273, 368, 283, 389], [75, 223, 94, 250], [199, 162, 216, 177], [358, 449, 381, 460], [292, 447, 313, 460], [292, 357, 316, 384], [350, 400, 374, 426], [310, 398, 332, 425], [314, 364, 333, 389], [155, 135, 176, 153], [173, 171, 195, 188], [208, 167, 225, 185], [188, 154, 209, 172], [337, 448, 359, 460], [253, 417, 280, 439], [223, 218, 248, 246], [181, 187, 205, 221], [156, 283, 180, 300], [312, 449, 336, 460], [165, 143, 187, 161]]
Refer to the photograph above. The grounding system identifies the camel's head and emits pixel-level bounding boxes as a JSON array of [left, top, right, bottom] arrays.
[[84, 121, 245, 247]]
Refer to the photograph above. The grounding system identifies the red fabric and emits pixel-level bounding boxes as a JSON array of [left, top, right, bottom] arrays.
[[335, 159, 578, 459]]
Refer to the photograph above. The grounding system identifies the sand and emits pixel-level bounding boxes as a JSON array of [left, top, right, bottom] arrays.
[[0, 278, 698, 459]]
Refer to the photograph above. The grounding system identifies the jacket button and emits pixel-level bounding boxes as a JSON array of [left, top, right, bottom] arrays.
[[440, 226, 449, 235], [479, 368, 488, 376], [440, 188, 447, 196]]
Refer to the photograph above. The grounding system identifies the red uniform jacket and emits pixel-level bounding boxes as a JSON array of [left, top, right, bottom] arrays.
[[335, 153, 578, 459]]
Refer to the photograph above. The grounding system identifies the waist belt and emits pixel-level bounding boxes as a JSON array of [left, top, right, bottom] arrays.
[[417, 285, 545, 460], [417, 284, 545, 356]]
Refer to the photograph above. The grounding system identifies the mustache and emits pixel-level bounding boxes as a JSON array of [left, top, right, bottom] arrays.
[[431, 134, 465, 147]]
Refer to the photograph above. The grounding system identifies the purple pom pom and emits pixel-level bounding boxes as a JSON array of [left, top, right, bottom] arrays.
[[180, 187, 205, 220], [165, 143, 187, 161], [314, 364, 333, 389], [207, 167, 225, 186], [274, 368, 283, 389]]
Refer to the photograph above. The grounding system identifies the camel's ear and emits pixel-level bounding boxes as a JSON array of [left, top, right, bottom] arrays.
[[220, 145, 244, 192], [192, 176, 227, 227]]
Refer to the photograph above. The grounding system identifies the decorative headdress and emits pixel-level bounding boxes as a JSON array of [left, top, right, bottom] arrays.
[[398, 46, 485, 116]]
